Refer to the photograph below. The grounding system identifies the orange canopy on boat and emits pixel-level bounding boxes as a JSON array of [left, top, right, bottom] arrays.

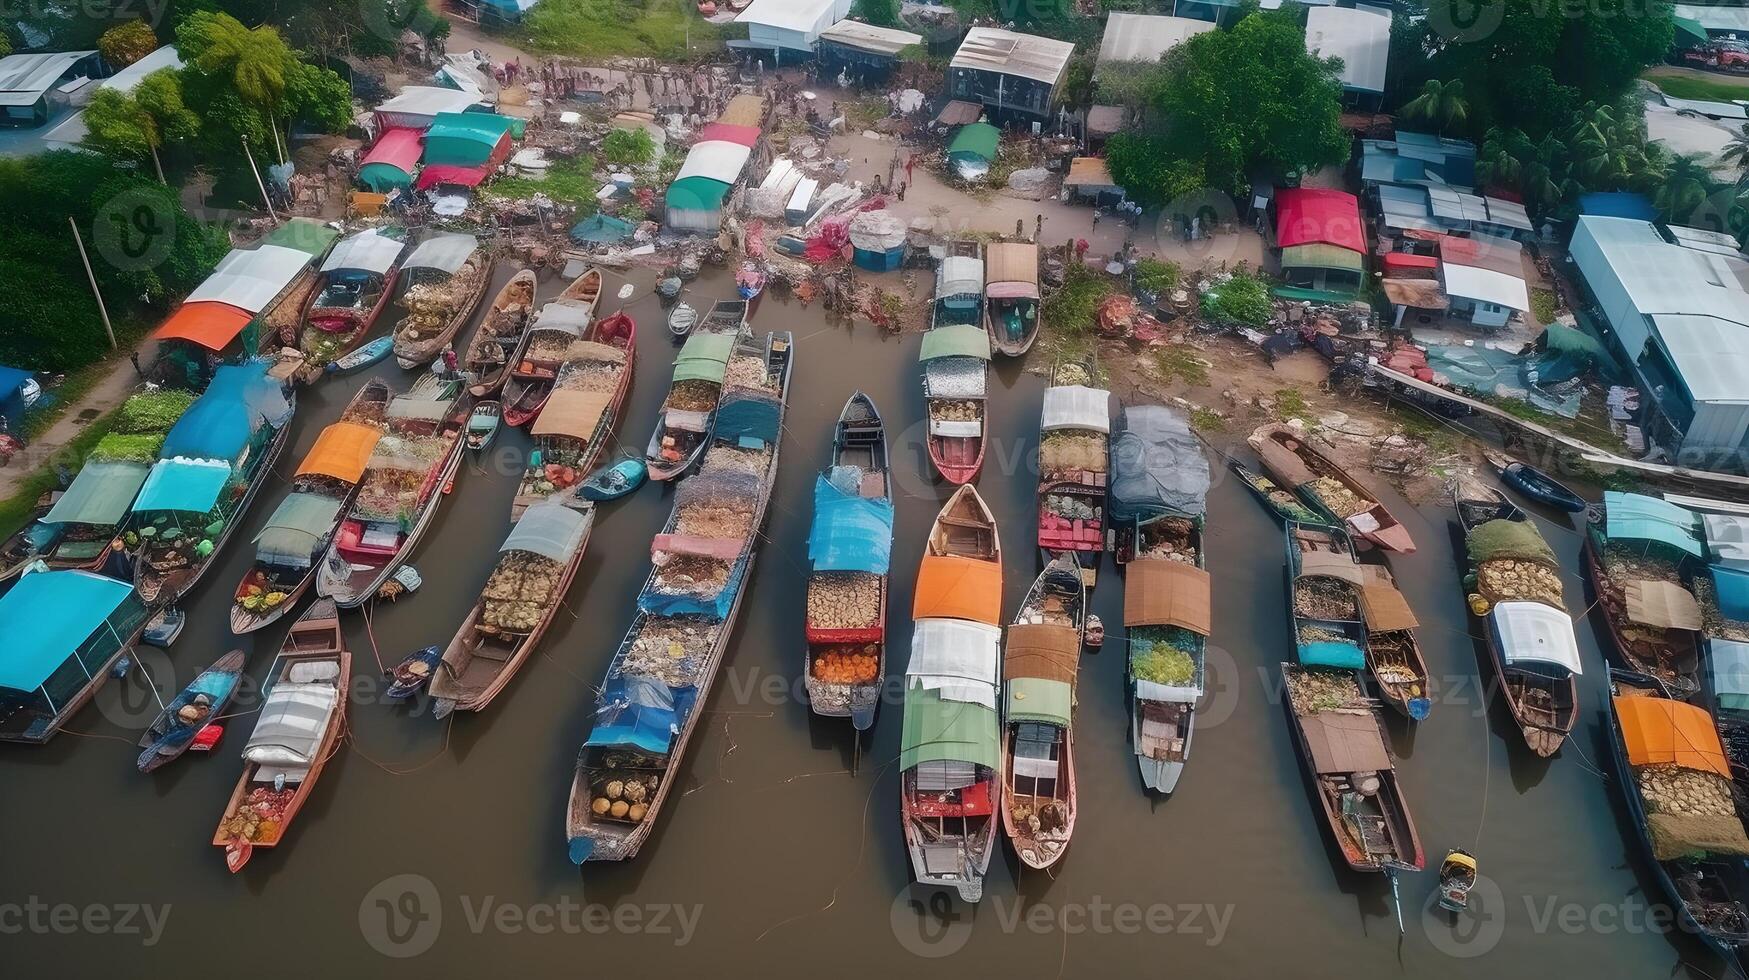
[[296, 420, 382, 484], [1616, 695, 1732, 778], [154, 300, 254, 351], [913, 553, 1001, 625]]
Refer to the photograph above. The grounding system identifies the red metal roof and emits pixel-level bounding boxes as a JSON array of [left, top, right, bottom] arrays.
[[1382, 251, 1438, 271], [1275, 187, 1365, 254], [414, 162, 493, 190], [361, 127, 423, 172]]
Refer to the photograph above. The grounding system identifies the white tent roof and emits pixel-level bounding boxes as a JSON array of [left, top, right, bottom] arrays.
[[1442, 263, 1530, 312], [0, 51, 95, 106], [736, 0, 843, 33], [1490, 600, 1583, 675], [1305, 6, 1391, 94], [938, 255, 984, 297], [676, 139, 753, 184], [818, 19, 923, 55], [951, 27, 1075, 86], [1097, 13, 1213, 65], [322, 229, 405, 275], [1041, 385, 1111, 434], [403, 232, 480, 274], [374, 86, 481, 119], [908, 618, 1001, 709], [185, 244, 314, 313]]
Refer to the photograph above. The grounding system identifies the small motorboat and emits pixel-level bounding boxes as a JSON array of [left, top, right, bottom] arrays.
[[385, 645, 442, 700], [466, 401, 502, 455], [579, 457, 647, 502], [1437, 849, 1479, 912], [668, 302, 698, 337], [141, 607, 186, 648], [137, 650, 247, 773], [736, 262, 766, 301], [325, 335, 393, 374], [1484, 450, 1585, 513]]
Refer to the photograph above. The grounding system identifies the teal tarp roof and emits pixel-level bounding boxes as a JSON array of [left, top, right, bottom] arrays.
[[673, 331, 736, 384], [42, 461, 150, 526], [501, 501, 591, 563], [919, 323, 991, 361], [666, 176, 731, 212], [0, 571, 135, 692], [423, 111, 515, 167], [948, 122, 999, 163], [1604, 491, 1703, 558], [159, 361, 288, 462], [133, 458, 231, 514], [254, 492, 343, 565]]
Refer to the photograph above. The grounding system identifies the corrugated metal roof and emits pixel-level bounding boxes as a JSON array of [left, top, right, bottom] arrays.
[[1574, 216, 1749, 332], [1652, 314, 1749, 403], [818, 19, 923, 54], [1482, 197, 1533, 232], [0, 51, 96, 106], [1096, 13, 1213, 65], [1676, 2, 1749, 32], [951, 27, 1075, 86], [1305, 6, 1391, 94], [1670, 224, 1745, 258], [736, 0, 850, 34]]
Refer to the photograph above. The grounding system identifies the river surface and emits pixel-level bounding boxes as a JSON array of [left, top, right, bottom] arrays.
[[0, 261, 1721, 979]]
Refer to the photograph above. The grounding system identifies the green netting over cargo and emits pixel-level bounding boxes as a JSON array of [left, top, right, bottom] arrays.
[[1466, 518, 1557, 566]]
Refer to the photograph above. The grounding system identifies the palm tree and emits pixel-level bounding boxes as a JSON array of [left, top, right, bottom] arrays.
[[1655, 153, 1718, 223], [192, 14, 294, 158], [1722, 129, 1749, 179], [1398, 80, 1469, 134]]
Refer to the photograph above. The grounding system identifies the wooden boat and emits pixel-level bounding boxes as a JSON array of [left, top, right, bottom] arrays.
[[1453, 478, 1581, 757], [578, 457, 647, 502], [1606, 668, 1749, 960], [735, 261, 765, 300], [463, 269, 538, 397], [1250, 423, 1416, 553], [136, 649, 246, 773], [643, 300, 748, 482], [230, 380, 390, 634], [391, 234, 493, 369], [984, 241, 1041, 356], [1436, 849, 1479, 912], [141, 607, 186, 647], [315, 374, 471, 609], [213, 599, 350, 873], [567, 330, 794, 863], [298, 228, 407, 371], [502, 267, 604, 427], [1285, 521, 1371, 674], [429, 500, 595, 717], [0, 570, 153, 743], [1230, 460, 1323, 525], [1583, 493, 1704, 699], [922, 246, 988, 484], [1356, 564, 1432, 720], [324, 335, 392, 374], [668, 301, 697, 337], [803, 391, 892, 732], [385, 645, 441, 700], [1037, 358, 1109, 578], [0, 491, 60, 586], [513, 309, 636, 517], [466, 401, 501, 455], [1125, 551, 1211, 794], [899, 484, 1003, 900], [1485, 449, 1585, 513], [1002, 556, 1084, 869]]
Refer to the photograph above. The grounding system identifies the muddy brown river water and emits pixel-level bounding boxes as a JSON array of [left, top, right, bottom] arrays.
[[0, 262, 1724, 978]]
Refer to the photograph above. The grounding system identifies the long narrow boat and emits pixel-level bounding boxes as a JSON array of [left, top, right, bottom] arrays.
[[899, 484, 1003, 901], [1037, 358, 1110, 578], [230, 381, 389, 634], [126, 361, 297, 606], [316, 375, 470, 609], [0, 570, 151, 743], [1356, 564, 1432, 720], [1002, 556, 1083, 870], [1230, 459, 1324, 525], [566, 329, 793, 863], [1249, 423, 1416, 554], [1485, 449, 1586, 513], [136, 649, 247, 773], [921, 322, 990, 485], [1584, 492, 1705, 700], [0, 492, 59, 589], [503, 267, 604, 427], [1453, 476, 1582, 757], [464, 270, 538, 397], [298, 228, 408, 371], [1607, 668, 1749, 961], [429, 500, 595, 717], [643, 301, 748, 482], [214, 599, 350, 873], [984, 241, 1041, 356], [514, 309, 636, 516], [803, 392, 893, 732], [391, 232, 494, 369]]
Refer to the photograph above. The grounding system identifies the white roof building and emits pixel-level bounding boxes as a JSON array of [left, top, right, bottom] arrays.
[[0, 51, 98, 109], [951, 26, 1076, 87], [41, 46, 184, 149], [1096, 13, 1213, 66], [1305, 6, 1391, 95], [735, 0, 855, 53], [817, 20, 923, 56]]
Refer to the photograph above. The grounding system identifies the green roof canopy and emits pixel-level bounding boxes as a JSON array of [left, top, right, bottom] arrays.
[[42, 461, 150, 527], [1675, 15, 1709, 45], [1282, 243, 1364, 273], [899, 685, 999, 771], [358, 162, 414, 193], [666, 176, 731, 212], [919, 323, 991, 362], [264, 219, 341, 257], [423, 112, 514, 167], [947, 123, 999, 163], [1005, 677, 1072, 727], [1604, 491, 1703, 559], [254, 492, 343, 566], [673, 331, 736, 384]]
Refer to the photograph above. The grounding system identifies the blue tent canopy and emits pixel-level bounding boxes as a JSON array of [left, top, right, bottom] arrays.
[[1299, 640, 1366, 670], [133, 458, 232, 514], [638, 558, 747, 619], [1716, 566, 1749, 622], [160, 362, 287, 462], [584, 673, 694, 755], [0, 571, 135, 692], [808, 476, 893, 574], [714, 393, 780, 447], [1604, 492, 1703, 559]]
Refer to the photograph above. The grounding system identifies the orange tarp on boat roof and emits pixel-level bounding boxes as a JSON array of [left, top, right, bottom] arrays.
[[1616, 695, 1732, 778], [913, 553, 1002, 625], [295, 420, 382, 484], [1123, 558, 1211, 635], [154, 300, 254, 351]]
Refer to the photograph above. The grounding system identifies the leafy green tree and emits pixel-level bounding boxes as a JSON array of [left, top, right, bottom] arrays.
[[83, 70, 201, 182], [176, 11, 352, 163], [852, 0, 900, 27], [1655, 153, 1715, 223], [99, 20, 161, 67], [1398, 79, 1468, 134]]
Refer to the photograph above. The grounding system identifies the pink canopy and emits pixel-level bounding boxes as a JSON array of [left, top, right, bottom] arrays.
[[1275, 187, 1365, 254], [698, 122, 760, 147], [415, 163, 493, 190], [361, 127, 423, 170]]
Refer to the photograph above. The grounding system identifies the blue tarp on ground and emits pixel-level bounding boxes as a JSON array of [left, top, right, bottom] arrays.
[[808, 476, 894, 575], [1424, 343, 1579, 418], [714, 393, 781, 447], [584, 673, 693, 755], [0, 570, 136, 692]]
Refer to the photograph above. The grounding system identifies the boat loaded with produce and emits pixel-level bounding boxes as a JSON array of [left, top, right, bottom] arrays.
[[1249, 423, 1415, 554], [503, 267, 605, 427], [0, 570, 152, 743], [1230, 459, 1323, 526], [316, 374, 471, 608], [429, 500, 595, 718], [1036, 359, 1110, 580], [900, 484, 1004, 902], [123, 361, 297, 606], [983, 241, 1042, 357], [464, 270, 538, 397], [390, 232, 493, 369], [1355, 564, 1431, 720], [1002, 556, 1085, 870], [1585, 492, 1706, 699], [803, 392, 894, 732], [566, 330, 792, 864], [514, 309, 636, 516], [297, 227, 407, 372], [230, 380, 389, 634], [643, 305, 748, 482]]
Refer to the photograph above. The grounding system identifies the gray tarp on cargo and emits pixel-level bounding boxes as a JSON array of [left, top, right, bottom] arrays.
[[1109, 405, 1209, 520]]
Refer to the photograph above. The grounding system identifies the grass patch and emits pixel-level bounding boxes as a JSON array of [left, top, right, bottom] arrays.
[[488, 156, 601, 211], [1190, 407, 1227, 432], [1390, 408, 1457, 456], [1134, 258, 1179, 295], [1530, 287, 1558, 325], [840, 96, 889, 132], [516, 0, 726, 60], [1645, 71, 1749, 103], [1152, 345, 1210, 387], [0, 409, 118, 540], [21, 356, 121, 440], [1275, 386, 1308, 419]]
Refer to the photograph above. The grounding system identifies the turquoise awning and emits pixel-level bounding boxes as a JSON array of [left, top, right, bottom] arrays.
[[42, 461, 150, 526], [0, 571, 136, 692], [1604, 491, 1703, 559], [919, 323, 991, 361], [133, 458, 232, 514], [666, 176, 731, 212], [501, 500, 591, 563]]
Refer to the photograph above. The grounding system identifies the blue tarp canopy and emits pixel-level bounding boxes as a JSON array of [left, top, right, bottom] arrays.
[[1716, 566, 1749, 622], [638, 558, 748, 619], [714, 393, 780, 447], [1579, 192, 1657, 221], [1299, 640, 1366, 670], [0, 570, 135, 692], [1604, 492, 1704, 559], [584, 673, 693, 755], [133, 458, 232, 514], [808, 476, 894, 574], [159, 361, 288, 462]]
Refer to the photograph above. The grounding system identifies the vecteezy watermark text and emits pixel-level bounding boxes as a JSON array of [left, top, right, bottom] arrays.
[[0, 897, 171, 947]]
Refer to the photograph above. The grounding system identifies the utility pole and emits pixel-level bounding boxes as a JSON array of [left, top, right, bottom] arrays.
[[241, 135, 280, 223], [68, 217, 118, 351]]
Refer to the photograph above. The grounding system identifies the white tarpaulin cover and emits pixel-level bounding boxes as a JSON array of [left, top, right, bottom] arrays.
[[1305, 6, 1391, 94], [930, 418, 982, 438], [676, 140, 753, 185], [243, 682, 337, 768], [938, 256, 984, 297], [403, 232, 480, 274], [322, 229, 404, 275], [1706, 514, 1749, 570], [531, 299, 592, 334], [849, 209, 907, 251], [1490, 600, 1583, 674], [1041, 385, 1111, 434], [184, 244, 313, 313], [908, 618, 1001, 709]]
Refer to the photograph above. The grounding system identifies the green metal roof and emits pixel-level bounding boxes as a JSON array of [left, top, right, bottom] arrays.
[[919, 323, 991, 361], [1282, 243, 1364, 273], [899, 685, 999, 771]]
